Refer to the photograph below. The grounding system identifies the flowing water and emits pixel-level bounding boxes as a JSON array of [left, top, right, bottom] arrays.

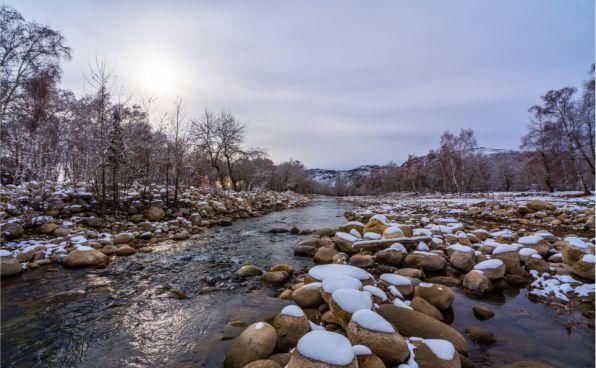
[[1, 199, 594, 367]]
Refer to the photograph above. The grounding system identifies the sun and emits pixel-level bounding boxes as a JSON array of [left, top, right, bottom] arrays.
[[136, 53, 179, 96]]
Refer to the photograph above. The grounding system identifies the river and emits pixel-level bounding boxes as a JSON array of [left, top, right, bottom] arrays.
[[1, 199, 594, 367]]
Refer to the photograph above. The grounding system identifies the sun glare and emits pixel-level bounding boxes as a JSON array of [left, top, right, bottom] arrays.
[[136, 54, 179, 96]]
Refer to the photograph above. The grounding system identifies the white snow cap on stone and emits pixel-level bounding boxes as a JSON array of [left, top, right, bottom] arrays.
[[0, 249, 12, 256], [362, 285, 387, 301], [370, 214, 389, 224], [297, 330, 355, 365], [416, 241, 430, 251], [493, 243, 520, 255], [384, 226, 404, 235], [518, 235, 544, 245], [322, 275, 363, 293], [344, 221, 365, 227], [351, 309, 395, 333], [254, 322, 265, 330], [309, 264, 373, 282], [582, 254, 595, 264], [349, 229, 362, 238], [280, 305, 304, 318], [364, 232, 382, 240], [380, 273, 411, 286], [519, 248, 538, 256], [565, 236, 589, 249], [389, 243, 407, 253], [423, 339, 456, 361], [331, 289, 373, 313], [352, 344, 372, 356], [301, 282, 322, 289], [447, 244, 474, 253], [309, 321, 325, 331], [474, 259, 504, 270], [393, 298, 413, 310], [336, 232, 359, 243]]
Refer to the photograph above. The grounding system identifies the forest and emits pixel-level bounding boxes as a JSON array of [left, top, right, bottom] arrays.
[[1, 4, 594, 202]]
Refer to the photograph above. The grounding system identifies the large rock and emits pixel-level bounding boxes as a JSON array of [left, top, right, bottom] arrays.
[[2, 223, 24, 240], [292, 284, 324, 308], [374, 248, 405, 266], [261, 271, 289, 285], [313, 247, 338, 264], [450, 251, 476, 272], [363, 217, 389, 235], [224, 322, 277, 368], [526, 200, 557, 212], [463, 271, 493, 297], [38, 222, 59, 234], [236, 264, 263, 277], [405, 251, 447, 272], [272, 306, 311, 352], [294, 238, 331, 257], [173, 230, 190, 241], [242, 360, 281, 368], [1, 255, 22, 277], [349, 254, 374, 268], [116, 245, 136, 256], [287, 330, 358, 368], [413, 283, 455, 310], [328, 288, 372, 329], [145, 206, 166, 221], [571, 254, 595, 281], [411, 339, 461, 368], [63, 249, 110, 269], [346, 310, 409, 365], [113, 232, 134, 244], [411, 296, 444, 321], [473, 259, 506, 280], [377, 304, 467, 354]]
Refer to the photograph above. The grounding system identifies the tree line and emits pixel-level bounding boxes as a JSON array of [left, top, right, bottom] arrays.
[[1, 5, 594, 205]]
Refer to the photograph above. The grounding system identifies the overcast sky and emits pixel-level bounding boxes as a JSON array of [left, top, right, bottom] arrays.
[[9, 0, 595, 169]]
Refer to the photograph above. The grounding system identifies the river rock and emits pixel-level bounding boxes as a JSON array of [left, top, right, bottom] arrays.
[[363, 217, 389, 235], [561, 241, 589, 266], [146, 206, 166, 221], [287, 330, 358, 368], [2, 223, 24, 240], [405, 251, 447, 272], [465, 326, 496, 344], [472, 306, 494, 320], [313, 247, 338, 264], [261, 271, 289, 285], [272, 306, 311, 352], [63, 249, 110, 268], [346, 310, 409, 365], [374, 248, 404, 266], [377, 304, 467, 354], [53, 227, 70, 237], [173, 230, 190, 241], [450, 251, 476, 272], [268, 353, 291, 367], [413, 283, 455, 310], [113, 232, 134, 244], [411, 339, 461, 368], [349, 254, 374, 268], [242, 360, 281, 368], [463, 271, 493, 297], [292, 284, 324, 308], [224, 322, 277, 368], [571, 254, 595, 281], [411, 296, 444, 321], [39, 222, 59, 234], [499, 361, 554, 368], [1, 255, 22, 277], [270, 263, 293, 275], [236, 264, 263, 277], [354, 348, 385, 368], [329, 288, 372, 329], [473, 259, 506, 280], [116, 245, 136, 256], [526, 200, 557, 212]]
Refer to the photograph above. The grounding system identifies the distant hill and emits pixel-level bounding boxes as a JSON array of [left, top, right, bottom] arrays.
[[307, 165, 387, 186]]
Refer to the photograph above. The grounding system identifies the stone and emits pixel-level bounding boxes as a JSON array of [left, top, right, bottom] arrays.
[[268, 353, 291, 367], [100, 244, 118, 255], [63, 249, 110, 269], [349, 254, 374, 268], [2, 223, 24, 240], [261, 271, 289, 285], [313, 247, 338, 264], [526, 200, 557, 212], [355, 353, 385, 368], [242, 360, 282, 368], [292, 285, 324, 308], [571, 257, 595, 281], [465, 326, 496, 344], [173, 230, 190, 240], [492, 251, 520, 271], [287, 330, 358, 368], [116, 245, 136, 256], [1, 255, 22, 277], [450, 251, 476, 272], [561, 242, 588, 266], [346, 311, 409, 365], [411, 339, 461, 368], [472, 306, 494, 320], [463, 271, 493, 297], [499, 361, 554, 368], [374, 249, 404, 266], [363, 218, 389, 235], [413, 283, 455, 310], [405, 252, 447, 272], [137, 247, 154, 253], [236, 264, 263, 277], [52, 227, 70, 237], [396, 268, 424, 279], [272, 310, 310, 352], [38, 222, 59, 234], [224, 322, 277, 368], [411, 296, 444, 321], [315, 228, 336, 237], [270, 263, 293, 275], [113, 232, 134, 244], [146, 206, 166, 221], [378, 304, 467, 354]]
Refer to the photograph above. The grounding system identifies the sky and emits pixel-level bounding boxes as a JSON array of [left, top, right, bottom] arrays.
[[8, 0, 595, 169]]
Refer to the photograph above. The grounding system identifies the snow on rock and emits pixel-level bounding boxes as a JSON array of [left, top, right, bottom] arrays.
[[352, 344, 372, 356], [518, 235, 544, 245], [309, 264, 373, 282], [296, 330, 355, 365], [474, 259, 504, 270], [519, 248, 538, 257], [389, 243, 407, 253], [309, 321, 325, 331], [362, 285, 387, 301], [281, 305, 305, 317], [565, 236, 589, 249], [582, 254, 595, 264], [370, 214, 389, 224], [336, 232, 359, 243], [393, 298, 413, 310], [384, 226, 405, 235], [351, 309, 395, 333], [447, 244, 474, 253], [0, 249, 12, 256], [349, 229, 362, 238], [423, 339, 456, 361], [493, 243, 520, 255], [255, 322, 265, 330], [322, 275, 363, 293], [364, 232, 382, 240], [380, 273, 411, 286], [331, 289, 373, 313]]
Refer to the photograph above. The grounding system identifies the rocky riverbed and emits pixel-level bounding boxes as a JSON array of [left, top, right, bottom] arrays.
[[222, 192, 595, 368], [2, 194, 595, 367]]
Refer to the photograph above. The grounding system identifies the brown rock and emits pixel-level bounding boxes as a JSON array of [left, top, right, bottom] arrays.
[[224, 322, 277, 368]]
